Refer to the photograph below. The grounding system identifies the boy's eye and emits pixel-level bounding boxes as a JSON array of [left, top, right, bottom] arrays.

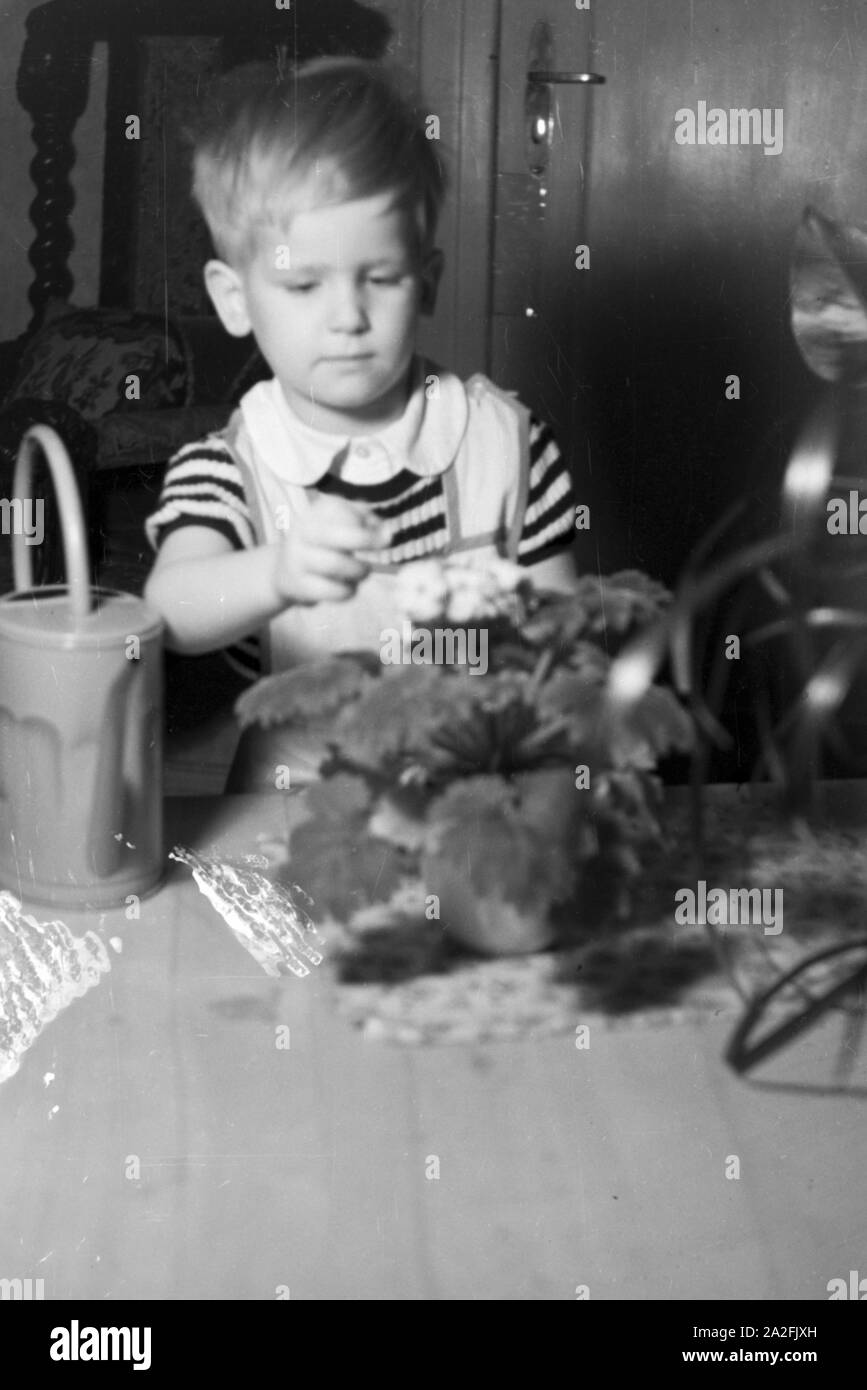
[[368, 274, 403, 286], [285, 282, 318, 294]]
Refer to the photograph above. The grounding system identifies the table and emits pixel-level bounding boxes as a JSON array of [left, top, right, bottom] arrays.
[[1, 792, 865, 1301]]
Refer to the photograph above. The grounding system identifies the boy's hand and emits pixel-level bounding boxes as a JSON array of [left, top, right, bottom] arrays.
[[272, 495, 388, 605]]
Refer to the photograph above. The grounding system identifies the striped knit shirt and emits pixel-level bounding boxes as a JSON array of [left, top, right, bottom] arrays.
[[147, 407, 574, 679]]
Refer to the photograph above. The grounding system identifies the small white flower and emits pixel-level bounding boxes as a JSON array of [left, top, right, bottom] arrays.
[[484, 558, 525, 592], [446, 587, 485, 623], [396, 559, 450, 620], [406, 559, 446, 586], [446, 562, 488, 591], [443, 561, 478, 583], [444, 559, 517, 622]]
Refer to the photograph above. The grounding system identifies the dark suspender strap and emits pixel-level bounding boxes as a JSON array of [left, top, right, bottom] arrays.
[[442, 462, 463, 553], [441, 378, 530, 560], [505, 399, 531, 562], [231, 441, 273, 675]]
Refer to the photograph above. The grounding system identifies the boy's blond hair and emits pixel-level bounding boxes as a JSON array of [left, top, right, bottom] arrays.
[[189, 57, 447, 265]]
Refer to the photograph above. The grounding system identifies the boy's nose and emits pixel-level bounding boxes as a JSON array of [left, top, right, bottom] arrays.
[[329, 282, 370, 332]]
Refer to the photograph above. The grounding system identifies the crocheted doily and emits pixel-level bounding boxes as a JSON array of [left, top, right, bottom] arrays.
[[254, 790, 867, 1047]]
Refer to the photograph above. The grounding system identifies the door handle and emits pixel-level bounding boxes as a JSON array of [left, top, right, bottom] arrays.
[[527, 71, 605, 84], [524, 22, 605, 176]]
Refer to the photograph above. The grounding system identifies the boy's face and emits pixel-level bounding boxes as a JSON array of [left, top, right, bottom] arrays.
[[207, 191, 442, 434]]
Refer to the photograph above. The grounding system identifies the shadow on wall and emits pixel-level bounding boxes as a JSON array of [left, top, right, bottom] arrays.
[[582, 234, 820, 586], [587, 195, 867, 782], [581, 220, 830, 783], [576, 0, 867, 591]]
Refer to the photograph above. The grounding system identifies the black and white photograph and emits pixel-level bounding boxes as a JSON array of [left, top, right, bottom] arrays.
[[0, 0, 866, 1335]]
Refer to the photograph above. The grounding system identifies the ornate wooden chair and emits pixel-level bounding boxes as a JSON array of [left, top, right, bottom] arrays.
[[0, 0, 391, 578]]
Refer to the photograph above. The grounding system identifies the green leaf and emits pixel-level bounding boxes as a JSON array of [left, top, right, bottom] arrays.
[[301, 772, 373, 825], [290, 819, 411, 919], [608, 687, 695, 769], [591, 571, 673, 634], [538, 669, 607, 745], [563, 642, 611, 680], [524, 572, 672, 648], [331, 664, 457, 772], [426, 776, 576, 910], [418, 678, 571, 778], [790, 205, 867, 384], [235, 657, 375, 729], [538, 673, 693, 770], [592, 769, 664, 842]]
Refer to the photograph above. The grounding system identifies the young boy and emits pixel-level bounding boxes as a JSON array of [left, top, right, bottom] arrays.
[[144, 58, 578, 776]]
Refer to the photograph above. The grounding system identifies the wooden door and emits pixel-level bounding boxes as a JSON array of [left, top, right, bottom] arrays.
[[413, 0, 499, 380]]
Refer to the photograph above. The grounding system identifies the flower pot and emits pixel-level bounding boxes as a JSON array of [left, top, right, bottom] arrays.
[[422, 851, 557, 956]]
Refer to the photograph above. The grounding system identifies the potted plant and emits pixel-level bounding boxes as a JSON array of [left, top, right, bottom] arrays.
[[235, 560, 694, 955]]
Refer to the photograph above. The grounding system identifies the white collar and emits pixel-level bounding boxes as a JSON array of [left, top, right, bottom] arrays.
[[239, 357, 470, 486]]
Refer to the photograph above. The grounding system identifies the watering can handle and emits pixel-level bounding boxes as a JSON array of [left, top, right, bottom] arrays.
[[12, 425, 91, 620]]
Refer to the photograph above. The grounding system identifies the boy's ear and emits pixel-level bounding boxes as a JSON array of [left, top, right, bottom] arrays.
[[420, 247, 445, 316], [203, 259, 252, 337]]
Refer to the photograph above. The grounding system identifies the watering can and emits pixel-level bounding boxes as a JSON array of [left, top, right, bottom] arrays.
[[0, 426, 164, 908]]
